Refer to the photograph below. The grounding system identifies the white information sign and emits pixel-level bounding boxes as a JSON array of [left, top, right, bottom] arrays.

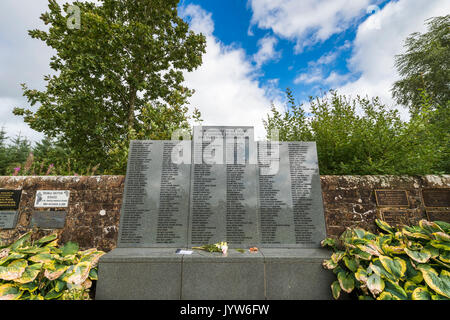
[[34, 190, 70, 208]]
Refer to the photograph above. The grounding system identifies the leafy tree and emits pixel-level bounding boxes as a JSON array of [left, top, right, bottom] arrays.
[[392, 15, 449, 112], [13, 0, 206, 173], [0, 130, 33, 176], [264, 89, 447, 175]]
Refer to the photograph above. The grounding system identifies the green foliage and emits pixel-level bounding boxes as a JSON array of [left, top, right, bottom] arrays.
[[392, 15, 449, 112], [321, 219, 450, 300], [264, 89, 448, 175], [13, 0, 206, 173], [0, 231, 104, 300]]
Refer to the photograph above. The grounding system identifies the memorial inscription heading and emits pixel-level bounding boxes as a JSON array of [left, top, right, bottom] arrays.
[[422, 189, 450, 208], [374, 190, 409, 207], [0, 189, 21, 210], [34, 190, 70, 208], [117, 126, 327, 248]]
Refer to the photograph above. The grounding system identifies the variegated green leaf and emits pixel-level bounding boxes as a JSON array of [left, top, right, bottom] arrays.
[[88, 268, 98, 281], [424, 244, 440, 258], [0, 259, 28, 281], [17, 246, 51, 255], [354, 228, 366, 239], [54, 280, 66, 292], [417, 264, 450, 298], [419, 220, 444, 234], [44, 288, 63, 300], [44, 264, 69, 281], [367, 273, 384, 296], [29, 253, 53, 264], [65, 261, 92, 285], [375, 219, 394, 234], [404, 247, 431, 263], [384, 279, 408, 300], [331, 280, 341, 299], [322, 259, 338, 270], [321, 238, 337, 248], [9, 232, 32, 250], [412, 287, 431, 300], [402, 228, 431, 241], [14, 263, 42, 284], [45, 239, 59, 248], [18, 281, 38, 293], [357, 242, 381, 257], [37, 233, 58, 244], [343, 256, 358, 272], [377, 292, 394, 300], [351, 248, 372, 260], [0, 283, 23, 300], [355, 267, 369, 284], [29, 293, 44, 300], [432, 232, 450, 242], [434, 221, 450, 233], [379, 256, 407, 279], [331, 251, 345, 264], [429, 240, 450, 251], [404, 281, 418, 293], [61, 241, 79, 257], [440, 251, 450, 263], [337, 272, 355, 293], [405, 259, 423, 284], [431, 294, 450, 300], [0, 252, 25, 266]]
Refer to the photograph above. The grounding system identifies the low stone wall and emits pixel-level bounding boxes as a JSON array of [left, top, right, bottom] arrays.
[[0, 175, 448, 251]]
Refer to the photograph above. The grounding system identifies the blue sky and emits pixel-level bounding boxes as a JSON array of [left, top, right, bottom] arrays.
[[0, 0, 448, 141]]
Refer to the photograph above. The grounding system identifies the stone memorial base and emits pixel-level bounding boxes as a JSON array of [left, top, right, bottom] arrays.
[[95, 248, 334, 300]]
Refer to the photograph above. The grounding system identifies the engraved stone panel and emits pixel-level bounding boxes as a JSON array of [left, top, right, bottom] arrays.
[[188, 126, 259, 246], [257, 142, 326, 247], [0, 211, 19, 229], [31, 211, 67, 229], [0, 189, 22, 210], [117, 126, 327, 249], [374, 190, 409, 207], [422, 189, 450, 208], [117, 140, 191, 247], [379, 209, 418, 227], [426, 211, 450, 223], [34, 190, 70, 208]]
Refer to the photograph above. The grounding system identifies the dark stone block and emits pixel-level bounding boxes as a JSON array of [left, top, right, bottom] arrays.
[[96, 248, 182, 300], [181, 250, 265, 300], [261, 248, 334, 300]]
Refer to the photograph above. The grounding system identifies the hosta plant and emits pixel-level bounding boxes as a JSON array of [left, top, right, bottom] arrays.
[[0, 231, 104, 300], [321, 219, 450, 300]]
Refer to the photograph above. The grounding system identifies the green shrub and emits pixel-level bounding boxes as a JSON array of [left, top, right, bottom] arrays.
[[0, 232, 104, 300], [321, 219, 450, 300]]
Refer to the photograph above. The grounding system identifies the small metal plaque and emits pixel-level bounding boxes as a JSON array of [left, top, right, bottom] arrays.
[[34, 190, 70, 208], [375, 190, 409, 207], [379, 209, 412, 228], [422, 189, 450, 208], [31, 211, 67, 229], [426, 211, 450, 223], [0, 211, 19, 229], [0, 190, 22, 210]]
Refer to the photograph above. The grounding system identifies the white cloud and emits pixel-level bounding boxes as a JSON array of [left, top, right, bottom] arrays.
[[180, 4, 283, 140], [249, 0, 376, 52], [253, 35, 281, 68], [294, 41, 351, 86], [0, 0, 88, 143], [336, 0, 449, 119]]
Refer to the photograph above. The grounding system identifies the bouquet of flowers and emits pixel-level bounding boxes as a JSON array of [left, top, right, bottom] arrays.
[[192, 242, 228, 255]]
